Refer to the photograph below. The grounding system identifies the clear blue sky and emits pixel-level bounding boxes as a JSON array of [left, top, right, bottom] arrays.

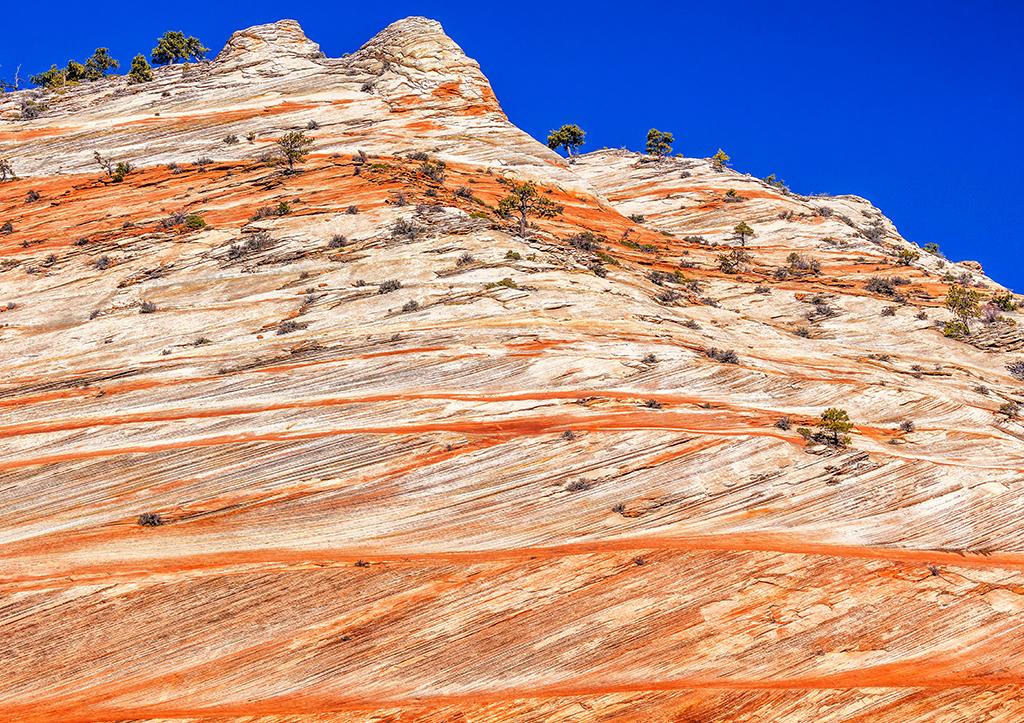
[[5, 1, 1022, 291]]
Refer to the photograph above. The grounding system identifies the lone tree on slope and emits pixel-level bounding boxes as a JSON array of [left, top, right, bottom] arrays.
[[733, 221, 754, 246], [711, 149, 731, 170], [817, 407, 854, 447], [497, 181, 564, 237], [151, 31, 209, 65], [547, 124, 586, 158], [646, 128, 674, 158], [275, 131, 314, 173]]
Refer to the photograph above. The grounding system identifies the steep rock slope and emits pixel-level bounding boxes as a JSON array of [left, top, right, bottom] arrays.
[[1, 17, 1024, 723], [0, 18, 579, 184]]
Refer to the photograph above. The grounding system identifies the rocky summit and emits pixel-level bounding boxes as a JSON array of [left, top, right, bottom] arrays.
[[2, 17, 1024, 723]]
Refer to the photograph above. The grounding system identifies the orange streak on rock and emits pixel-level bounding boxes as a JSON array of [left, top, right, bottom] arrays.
[[0, 407, 801, 472], [0, 388, 805, 441], [8, 531, 1024, 590], [0, 125, 71, 141]]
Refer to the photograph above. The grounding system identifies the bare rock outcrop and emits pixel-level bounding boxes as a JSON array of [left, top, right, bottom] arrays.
[[213, 18, 326, 72], [348, 17, 500, 113]]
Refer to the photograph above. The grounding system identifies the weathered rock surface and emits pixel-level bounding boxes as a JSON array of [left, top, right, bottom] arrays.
[[1, 17, 1023, 723]]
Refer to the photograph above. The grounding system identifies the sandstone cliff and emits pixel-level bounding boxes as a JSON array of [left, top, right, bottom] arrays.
[[1, 18, 1023, 723]]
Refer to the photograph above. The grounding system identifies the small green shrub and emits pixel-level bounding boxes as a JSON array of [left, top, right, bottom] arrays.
[[992, 292, 1018, 312], [623, 239, 658, 253], [111, 162, 133, 182], [895, 248, 920, 265], [250, 202, 291, 220]]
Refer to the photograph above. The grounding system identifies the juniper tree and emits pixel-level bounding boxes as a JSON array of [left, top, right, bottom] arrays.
[[646, 129, 674, 158], [895, 248, 920, 265], [546, 124, 586, 158], [817, 408, 853, 447], [30, 65, 67, 89], [31, 49, 119, 88], [711, 148, 731, 170], [497, 181, 564, 237], [733, 221, 754, 246], [83, 48, 119, 80], [275, 130, 314, 173], [65, 60, 87, 82], [151, 31, 209, 65], [945, 283, 981, 334], [128, 55, 154, 84]]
